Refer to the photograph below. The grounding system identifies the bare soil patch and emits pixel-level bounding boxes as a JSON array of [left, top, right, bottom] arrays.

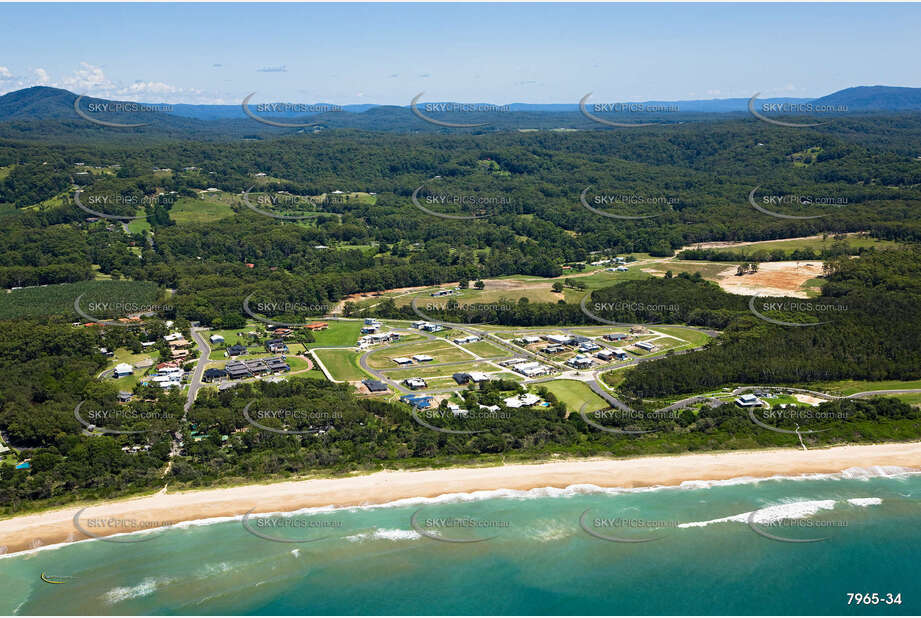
[[717, 261, 824, 298]]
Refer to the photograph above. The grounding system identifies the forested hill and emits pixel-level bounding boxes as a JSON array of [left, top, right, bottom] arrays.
[[610, 247, 921, 397]]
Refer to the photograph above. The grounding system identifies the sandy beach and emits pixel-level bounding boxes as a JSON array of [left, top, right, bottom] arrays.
[[2, 442, 919, 556]]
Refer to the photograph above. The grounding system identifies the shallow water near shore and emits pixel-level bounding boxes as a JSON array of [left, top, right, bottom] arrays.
[[2, 468, 919, 615]]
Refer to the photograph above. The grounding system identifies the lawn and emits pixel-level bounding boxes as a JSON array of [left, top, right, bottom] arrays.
[[106, 347, 160, 389], [304, 322, 363, 348], [462, 340, 508, 358], [312, 348, 370, 382], [169, 196, 236, 224], [650, 326, 712, 347], [535, 379, 607, 413], [126, 218, 151, 234], [807, 379, 921, 397], [366, 340, 475, 369], [380, 361, 498, 380]]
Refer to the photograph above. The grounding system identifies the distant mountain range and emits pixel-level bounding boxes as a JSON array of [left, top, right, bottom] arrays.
[[0, 85, 918, 139]]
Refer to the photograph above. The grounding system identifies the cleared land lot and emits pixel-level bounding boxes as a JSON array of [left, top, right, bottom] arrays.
[[169, 195, 236, 224], [537, 379, 608, 413], [380, 361, 499, 380], [716, 261, 825, 298], [698, 235, 900, 255], [462, 340, 509, 358], [366, 340, 475, 368], [313, 348, 370, 382]]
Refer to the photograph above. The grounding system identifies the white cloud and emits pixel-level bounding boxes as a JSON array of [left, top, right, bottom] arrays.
[[33, 68, 51, 84], [0, 66, 12, 80]]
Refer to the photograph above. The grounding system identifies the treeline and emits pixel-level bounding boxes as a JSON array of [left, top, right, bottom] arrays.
[[678, 236, 876, 263], [617, 248, 921, 396], [172, 377, 920, 488]]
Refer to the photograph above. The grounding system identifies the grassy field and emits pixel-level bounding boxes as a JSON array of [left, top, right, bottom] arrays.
[[650, 326, 712, 347], [312, 348, 370, 382], [169, 195, 236, 224], [126, 218, 151, 234], [380, 361, 498, 380], [535, 379, 607, 413], [304, 322, 363, 348], [702, 235, 901, 256], [642, 261, 734, 279], [807, 379, 921, 396], [462, 340, 508, 358]]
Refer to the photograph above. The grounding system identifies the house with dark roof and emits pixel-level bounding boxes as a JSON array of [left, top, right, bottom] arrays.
[[203, 368, 227, 382], [226, 344, 247, 357], [245, 359, 270, 375], [362, 379, 389, 393], [265, 357, 290, 372], [265, 338, 288, 354], [224, 361, 251, 380], [453, 373, 471, 384]]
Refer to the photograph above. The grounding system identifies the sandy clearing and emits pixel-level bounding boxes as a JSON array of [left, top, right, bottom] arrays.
[[716, 261, 824, 298]]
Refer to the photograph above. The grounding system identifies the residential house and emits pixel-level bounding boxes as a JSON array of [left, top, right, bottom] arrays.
[[209, 334, 225, 344], [566, 355, 594, 369], [635, 341, 656, 352], [735, 393, 763, 407], [113, 363, 134, 378], [265, 338, 288, 354], [226, 344, 248, 357], [265, 357, 290, 373], [404, 377, 427, 390], [362, 379, 389, 393], [400, 394, 433, 409], [203, 368, 227, 382], [503, 393, 542, 408], [412, 354, 434, 363]]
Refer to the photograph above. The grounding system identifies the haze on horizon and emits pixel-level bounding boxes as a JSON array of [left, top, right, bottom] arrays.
[[0, 2, 919, 106]]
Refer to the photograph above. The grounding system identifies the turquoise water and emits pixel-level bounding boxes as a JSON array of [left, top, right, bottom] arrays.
[[2, 467, 919, 615]]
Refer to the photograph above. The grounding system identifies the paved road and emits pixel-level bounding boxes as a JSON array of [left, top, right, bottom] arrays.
[[186, 328, 211, 411]]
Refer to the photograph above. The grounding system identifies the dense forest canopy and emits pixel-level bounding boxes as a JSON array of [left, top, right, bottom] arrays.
[[1, 108, 920, 512]]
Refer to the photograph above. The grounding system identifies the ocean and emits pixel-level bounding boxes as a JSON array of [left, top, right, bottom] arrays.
[[2, 467, 919, 615]]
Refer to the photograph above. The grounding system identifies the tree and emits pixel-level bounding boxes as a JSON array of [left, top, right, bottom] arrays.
[[474, 280, 485, 290], [551, 281, 564, 293]]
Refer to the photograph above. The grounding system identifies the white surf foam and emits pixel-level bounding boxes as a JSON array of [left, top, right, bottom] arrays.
[[678, 499, 837, 528], [847, 497, 883, 507], [345, 528, 421, 542], [103, 577, 170, 605]]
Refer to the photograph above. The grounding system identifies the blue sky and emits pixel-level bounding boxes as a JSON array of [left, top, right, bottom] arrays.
[[1, 3, 919, 104]]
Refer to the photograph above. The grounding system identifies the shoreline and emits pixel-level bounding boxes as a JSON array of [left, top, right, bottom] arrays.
[[1, 441, 920, 557]]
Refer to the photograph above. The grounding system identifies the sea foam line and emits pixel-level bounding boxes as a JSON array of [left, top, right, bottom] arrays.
[[0, 466, 914, 559]]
